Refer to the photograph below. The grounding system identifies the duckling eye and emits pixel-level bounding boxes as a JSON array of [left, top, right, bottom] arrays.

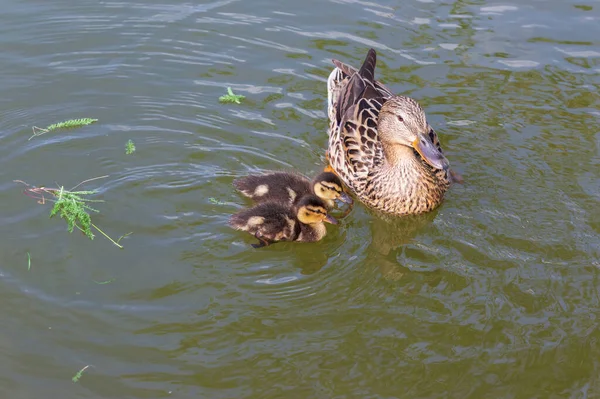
[[396, 115, 404, 122]]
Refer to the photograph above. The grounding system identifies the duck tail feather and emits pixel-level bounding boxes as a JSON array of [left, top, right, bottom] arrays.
[[358, 48, 377, 82]]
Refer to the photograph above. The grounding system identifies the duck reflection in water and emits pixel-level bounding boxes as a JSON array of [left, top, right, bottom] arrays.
[[362, 209, 441, 281]]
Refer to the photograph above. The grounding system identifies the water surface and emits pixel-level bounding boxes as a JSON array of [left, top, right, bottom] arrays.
[[1, 0, 599, 397]]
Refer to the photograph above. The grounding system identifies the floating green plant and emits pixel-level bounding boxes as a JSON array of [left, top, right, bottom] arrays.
[[49, 186, 101, 240], [72, 365, 91, 383], [29, 118, 98, 140], [125, 139, 136, 155], [14, 176, 128, 249], [219, 87, 245, 104], [209, 197, 226, 205]]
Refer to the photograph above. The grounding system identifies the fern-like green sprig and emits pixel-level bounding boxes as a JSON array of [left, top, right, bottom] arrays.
[[50, 186, 102, 240], [15, 177, 127, 249], [29, 118, 98, 140], [219, 87, 245, 104], [72, 365, 91, 383], [125, 139, 136, 155], [46, 118, 98, 131]]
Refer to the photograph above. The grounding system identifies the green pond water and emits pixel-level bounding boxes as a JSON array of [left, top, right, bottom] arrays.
[[0, 0, 599, 397]]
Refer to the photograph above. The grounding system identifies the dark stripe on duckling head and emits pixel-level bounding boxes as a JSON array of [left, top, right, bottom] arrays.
[[313, 172, 343, 186], [296, 194, 328, 210], [305, 206, 327, 216], [320, 182, 342, 194]]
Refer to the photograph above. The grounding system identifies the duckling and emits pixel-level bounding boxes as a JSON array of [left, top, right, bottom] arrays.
[[229, 194, 338, 248], [233, 171, 352, 209]]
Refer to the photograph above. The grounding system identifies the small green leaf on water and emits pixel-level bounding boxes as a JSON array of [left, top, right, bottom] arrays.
[[209, 197, 226, 205], [72, 365, 91, 383], [27, 252, 31, 271], [125, 139, 136, 155], [219, 87, 245, 104]]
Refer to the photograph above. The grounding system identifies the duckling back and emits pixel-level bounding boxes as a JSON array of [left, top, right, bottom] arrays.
[[229, 201, 299, 244], [229, 194, 337, 247], [233, 172, 311, 205]]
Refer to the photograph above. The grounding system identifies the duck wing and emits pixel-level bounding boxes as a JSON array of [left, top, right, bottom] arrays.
[[328, 49, 388, 192], [336, 97, 386, 192], [328, 49, 393, 116]]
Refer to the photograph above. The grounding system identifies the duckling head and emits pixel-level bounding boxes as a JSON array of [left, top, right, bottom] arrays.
[[378, 96, 449, 171], [296, 195, 338, 225], [312, 172, 353, 204]]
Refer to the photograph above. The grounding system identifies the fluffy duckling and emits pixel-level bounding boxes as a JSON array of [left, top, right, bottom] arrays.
[[229, 194, 338, 248], [233, 171, 352, 209]]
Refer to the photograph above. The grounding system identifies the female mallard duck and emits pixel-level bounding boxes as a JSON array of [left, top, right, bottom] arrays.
[[229, 194, 338, 248], [233, 171, 352, 209], [325, 48, 459, 216]]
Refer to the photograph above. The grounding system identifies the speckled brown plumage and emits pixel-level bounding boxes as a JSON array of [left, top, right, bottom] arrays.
[[229, 195, 336, 247], [326, 48, 453, 216], [233, 171, 348, 210]]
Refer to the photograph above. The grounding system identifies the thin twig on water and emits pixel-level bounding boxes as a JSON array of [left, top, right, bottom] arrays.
[[70, 175, 109, 191]]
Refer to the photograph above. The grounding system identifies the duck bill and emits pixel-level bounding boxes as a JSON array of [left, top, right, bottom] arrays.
[[324, 214, 338, 225], [412, 134, 450, 170], [338, 192, 353, 204]]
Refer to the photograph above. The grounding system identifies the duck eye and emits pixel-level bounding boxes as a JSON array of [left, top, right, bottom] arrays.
[[396, 115, 404, 122]]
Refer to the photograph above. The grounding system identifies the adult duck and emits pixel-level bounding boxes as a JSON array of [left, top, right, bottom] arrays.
[[325, 48, 459, 216]]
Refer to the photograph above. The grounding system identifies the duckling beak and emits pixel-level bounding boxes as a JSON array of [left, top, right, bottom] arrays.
[[412, 133, 450, 171], [338, 192, 353, 204], [324, 214, 338, 225]]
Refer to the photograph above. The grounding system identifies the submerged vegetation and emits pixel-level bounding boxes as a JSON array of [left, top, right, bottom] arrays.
[[29, 118, 98, 140]]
